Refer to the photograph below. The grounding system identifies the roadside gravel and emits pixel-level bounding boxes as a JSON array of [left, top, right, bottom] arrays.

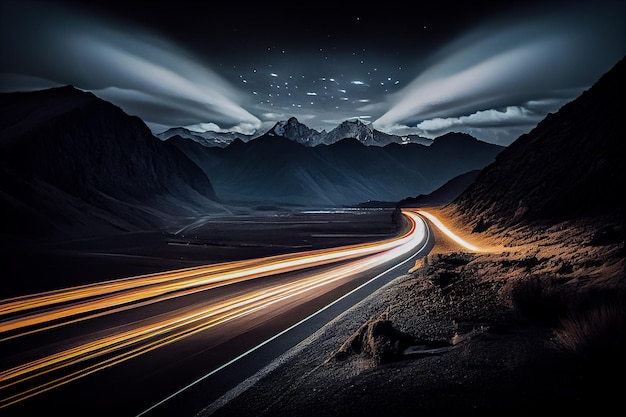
[[198, 210, 625, 417]]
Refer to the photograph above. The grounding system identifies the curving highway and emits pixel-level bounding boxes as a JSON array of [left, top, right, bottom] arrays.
[[0, 210, 433, 416]]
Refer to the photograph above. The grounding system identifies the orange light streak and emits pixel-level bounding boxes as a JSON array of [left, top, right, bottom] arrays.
[[0, 212, 419, 336], [414, 210, 481, 252], [0, 211, 426, 409]]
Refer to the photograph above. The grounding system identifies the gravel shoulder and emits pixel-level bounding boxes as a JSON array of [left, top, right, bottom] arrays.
[[198, 208, 625, 417]]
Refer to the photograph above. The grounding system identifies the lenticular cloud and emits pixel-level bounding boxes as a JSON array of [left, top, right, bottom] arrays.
[[373, 7, 625, 132], [0, 1, 261, 133], [417, 106, 540, 132]]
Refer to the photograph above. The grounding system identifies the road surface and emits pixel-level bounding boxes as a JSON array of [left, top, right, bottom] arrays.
[[0, 210, 433, 416]]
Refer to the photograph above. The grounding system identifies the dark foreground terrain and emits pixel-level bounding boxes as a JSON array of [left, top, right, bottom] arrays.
[[203, 206, 625, 416], [3, 207, 399, 298]]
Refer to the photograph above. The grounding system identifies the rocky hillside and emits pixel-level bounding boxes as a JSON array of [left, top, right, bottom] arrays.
[[398, 169, 481, 208], [450, 56, 626, 230]]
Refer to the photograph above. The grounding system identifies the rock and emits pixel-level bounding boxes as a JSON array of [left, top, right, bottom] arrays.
[[332, 315, 451, 365], [333, 316, 416, 364]]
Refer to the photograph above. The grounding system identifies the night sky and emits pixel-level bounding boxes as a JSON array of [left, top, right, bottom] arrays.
[[1, 0, 625, 145]]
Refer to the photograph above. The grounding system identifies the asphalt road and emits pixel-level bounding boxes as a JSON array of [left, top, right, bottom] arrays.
[[0, 210, 433, 417]]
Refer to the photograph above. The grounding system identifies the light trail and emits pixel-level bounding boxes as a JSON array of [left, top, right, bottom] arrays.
[[0, 211, 427, 410], [0, 212, 419, 336], [139, 217, 432, 417], [1, 265, 366, 406], [414, 210, 481, 252]]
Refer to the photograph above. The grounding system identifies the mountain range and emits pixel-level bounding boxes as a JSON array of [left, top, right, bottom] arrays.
[[3, 56, 623, 243], [156, 127, 254, 148], [264, 117, 433, 147], [166, 131, 503, 207], [0, 86, 502, 239], [157, 117, 433, 148]]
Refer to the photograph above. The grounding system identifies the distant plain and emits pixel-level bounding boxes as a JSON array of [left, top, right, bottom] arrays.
[[3, 207, 400, 298]]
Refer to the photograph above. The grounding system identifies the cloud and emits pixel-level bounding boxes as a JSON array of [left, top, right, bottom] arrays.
[[417, 106, 540, 132], [186, 123, 223, 133], [183, 121, 260, 135], [373, 4, 626, 135], [0, 1, 261, 132], [411, 106, 545, 145], [378, 86, 599, 145]]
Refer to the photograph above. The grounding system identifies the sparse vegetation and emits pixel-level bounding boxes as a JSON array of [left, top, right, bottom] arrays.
[[589, 224, 625, 246], [553, 287, 626, 363], [509, 276, 569, 326], [512, 277, 626, 364]]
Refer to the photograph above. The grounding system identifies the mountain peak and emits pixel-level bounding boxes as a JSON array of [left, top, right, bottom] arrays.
[[434, 132, 477, 143], [264, 117, 436, 147], [325, 119, 375, 144], [159, 117, 447, 149], [5, 84, 93, 101], [344, 118, 369, 126], [428, 132, 484, 151], [157, 126, 249, 148], [336, 119, 372, 131], [267, 117, 323, 145], [0, 85, 121, 143]]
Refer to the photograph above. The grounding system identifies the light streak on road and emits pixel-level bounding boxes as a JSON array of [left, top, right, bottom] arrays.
[[0, 211, 427, 410], [0, 212, 420, 337], [414, 210, 481, 252]]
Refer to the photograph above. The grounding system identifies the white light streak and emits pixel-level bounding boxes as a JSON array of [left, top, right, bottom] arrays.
[[0, 212, 428, 410], [416, 210, 480, 252]]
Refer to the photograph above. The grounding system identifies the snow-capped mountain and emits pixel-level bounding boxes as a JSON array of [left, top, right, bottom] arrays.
[[160, 118, 432, 148], [266, 117, 432, 147], [325, 119, 396, 146], [266, 116, 327, 145], [157, 126, 253, 148]]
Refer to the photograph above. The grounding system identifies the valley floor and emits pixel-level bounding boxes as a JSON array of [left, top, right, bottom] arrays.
[[2, 207, 399, 298], [201, 206, 625, 416]]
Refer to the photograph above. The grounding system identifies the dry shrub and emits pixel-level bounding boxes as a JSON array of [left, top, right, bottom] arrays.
[[509, 276, 569, 326], [553, 287, 626, 363]]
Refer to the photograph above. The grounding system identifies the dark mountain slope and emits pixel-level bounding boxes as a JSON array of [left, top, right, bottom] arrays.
[[0, 86, 223, 239], [451, 56, 626, 227], [383, 132, 498, 185], [168, 132, 504, 207], [398, 169, 481, 208]]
